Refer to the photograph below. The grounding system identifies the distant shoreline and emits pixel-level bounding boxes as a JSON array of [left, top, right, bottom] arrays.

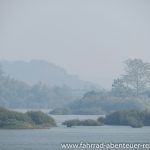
[[0, 107, 56, 129]]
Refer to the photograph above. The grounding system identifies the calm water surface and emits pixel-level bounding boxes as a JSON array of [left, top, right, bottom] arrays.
[[0, 115, 150, 150]]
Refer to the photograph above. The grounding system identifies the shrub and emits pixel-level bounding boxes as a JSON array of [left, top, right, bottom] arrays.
[[62, 119, 102, 127]]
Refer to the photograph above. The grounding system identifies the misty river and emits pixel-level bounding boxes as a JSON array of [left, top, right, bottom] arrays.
[[0, 114, 150, 150]]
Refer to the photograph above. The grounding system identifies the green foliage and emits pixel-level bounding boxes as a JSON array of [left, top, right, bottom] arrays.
[[112, 59, 150, 97], [62, 119, 102, 127], [111, 78, 133, 97], [0, 66, 82, 108], [26, 111, 56, 126], [0, 107, 56, 129], [62, 110, 150, 128], [97, 117, 105, 125], [66, 91, 150, 115], [50, 108, 71, 115], [104, 110, 150, 128], [2, 59, 150, 116]]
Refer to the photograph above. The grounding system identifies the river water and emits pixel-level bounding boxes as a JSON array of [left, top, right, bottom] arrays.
[[0, 115, 150, 150]]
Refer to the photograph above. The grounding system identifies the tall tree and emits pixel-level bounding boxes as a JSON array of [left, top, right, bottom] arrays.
[[122, 59, 150, 96], [112, 78, 131, 97]]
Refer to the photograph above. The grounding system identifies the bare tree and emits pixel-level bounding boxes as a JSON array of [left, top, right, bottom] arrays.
[[122, 59, 150, 96]]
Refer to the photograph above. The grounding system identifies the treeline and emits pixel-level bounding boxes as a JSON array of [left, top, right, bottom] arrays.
[[0, 107, 56, 129], [0, 67, 82, 108], [62, 119, 102, 127], [62, 110, 150, 128], [104, 110, 150, 128], [51, 59, 150, 115], [1, 58, 150, 114], [51, 91, 150, 114]]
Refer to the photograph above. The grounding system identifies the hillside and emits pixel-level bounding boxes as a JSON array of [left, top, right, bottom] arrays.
[[1, 60, 97, 90], [0, 67, 84, 108], [0, 60, 102, 109], [50, 59, 150, 115], [50, 91, 150, 115]]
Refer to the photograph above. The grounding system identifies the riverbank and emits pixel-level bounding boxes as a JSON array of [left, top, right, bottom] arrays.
[[62, 110, 150, 128], [0, 107, 56, 129]]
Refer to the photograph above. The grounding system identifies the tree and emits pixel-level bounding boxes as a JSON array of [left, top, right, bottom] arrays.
[[122, 59, 150, 96], [112, 78, 131, 97], [0, 65, 4, 82]]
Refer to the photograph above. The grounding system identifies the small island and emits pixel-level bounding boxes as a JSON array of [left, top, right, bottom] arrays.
[[62, 119, 103, 127], [62, 110, 150, 128], [0, 107, 56, 129]]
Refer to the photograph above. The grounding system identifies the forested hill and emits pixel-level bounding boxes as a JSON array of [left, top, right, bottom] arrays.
[[0, 60, 100, 109], [0, 67, 83, 109], [1, 60, 97, 90], [50, 59, 150, 115], [50, 90, 150, 115]]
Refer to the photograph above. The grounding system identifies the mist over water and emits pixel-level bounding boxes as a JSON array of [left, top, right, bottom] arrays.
[[0, 115, 150, 150], [0, 1, 150, 150]]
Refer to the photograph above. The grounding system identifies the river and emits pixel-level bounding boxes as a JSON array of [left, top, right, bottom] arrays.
[[0, 114, 150, 150]]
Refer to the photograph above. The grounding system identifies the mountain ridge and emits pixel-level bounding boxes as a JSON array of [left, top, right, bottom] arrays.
[[0, 59, 98, 90]]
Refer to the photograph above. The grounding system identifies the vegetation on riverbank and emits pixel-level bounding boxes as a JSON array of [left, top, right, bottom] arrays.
[[0, 107, 56, 129], [50, 59, 150, 115], [62, 119, 102, 127], [62, 110, 150, 128], [104, 109, 150, 128], [50, 95, 150, 115]]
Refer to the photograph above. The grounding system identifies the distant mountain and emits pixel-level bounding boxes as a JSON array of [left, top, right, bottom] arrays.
[[1, 60, 98, 90]]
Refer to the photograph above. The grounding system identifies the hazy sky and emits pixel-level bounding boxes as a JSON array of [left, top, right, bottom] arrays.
[[0, 0, 150, 88]]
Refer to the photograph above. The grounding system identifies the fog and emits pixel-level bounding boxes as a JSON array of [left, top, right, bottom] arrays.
[[0, 0, 150, 88]]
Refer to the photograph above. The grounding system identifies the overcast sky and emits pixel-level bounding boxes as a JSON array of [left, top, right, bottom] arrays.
[[0, 0, 150, 89]]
